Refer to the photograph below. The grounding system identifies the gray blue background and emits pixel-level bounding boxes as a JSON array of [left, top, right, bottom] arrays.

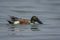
[[0, 0, 60, 40]]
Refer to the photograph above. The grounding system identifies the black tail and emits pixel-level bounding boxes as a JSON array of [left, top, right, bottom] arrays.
[[7, 20, 14, 24]]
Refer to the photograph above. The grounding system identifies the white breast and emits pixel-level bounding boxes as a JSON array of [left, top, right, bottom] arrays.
[[35, 22, 39, 24], [30, 22, 39, 25]]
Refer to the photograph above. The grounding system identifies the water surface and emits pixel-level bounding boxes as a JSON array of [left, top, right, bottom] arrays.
[[0, 0, 60, 40]]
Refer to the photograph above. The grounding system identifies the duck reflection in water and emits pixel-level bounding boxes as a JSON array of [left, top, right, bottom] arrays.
[[8, 25, 40, 33], [8, 25, 16, 32], [31, 24, 40, 31]]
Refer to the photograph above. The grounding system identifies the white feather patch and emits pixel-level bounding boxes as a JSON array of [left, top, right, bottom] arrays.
[[35, 22, 39, 24], [14, 21, 20, 24]]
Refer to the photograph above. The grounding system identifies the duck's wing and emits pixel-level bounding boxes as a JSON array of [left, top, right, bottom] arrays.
[[9, 16, 19, 19], [9, 16, 20, 21]]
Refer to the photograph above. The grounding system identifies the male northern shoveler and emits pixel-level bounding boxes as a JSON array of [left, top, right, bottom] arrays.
[[7, 16, 43, 24]]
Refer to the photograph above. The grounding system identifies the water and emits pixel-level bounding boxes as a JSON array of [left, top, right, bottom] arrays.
[[0, 0, 60, 40]]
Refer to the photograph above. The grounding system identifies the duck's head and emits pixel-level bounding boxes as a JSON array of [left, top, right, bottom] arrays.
[[31, 16, 43, 24]]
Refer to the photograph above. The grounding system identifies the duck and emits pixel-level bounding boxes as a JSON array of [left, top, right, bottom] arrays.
[[7, 16, 43, 24]]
